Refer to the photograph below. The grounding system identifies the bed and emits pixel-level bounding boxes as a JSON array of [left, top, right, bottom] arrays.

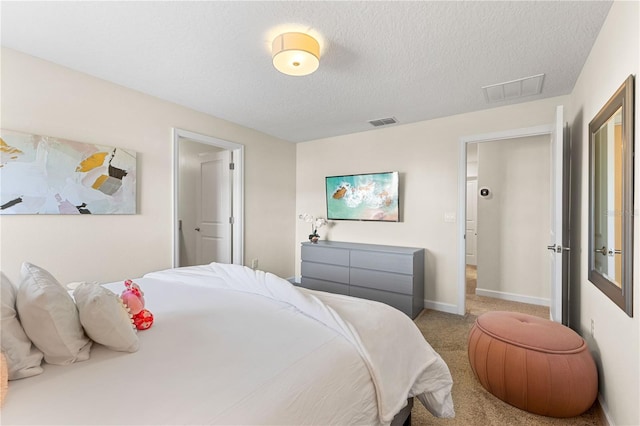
[[1, 262, 454, 425]]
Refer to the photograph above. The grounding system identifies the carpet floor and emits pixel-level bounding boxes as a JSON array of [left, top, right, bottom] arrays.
[[410, 267, 602, 425], [411, 309, 602, 425]]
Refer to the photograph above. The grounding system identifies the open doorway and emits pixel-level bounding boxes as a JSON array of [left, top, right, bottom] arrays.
[[464, 138, 551, 318], [172, 128, 244, 268], [458, 107, 567, 323]]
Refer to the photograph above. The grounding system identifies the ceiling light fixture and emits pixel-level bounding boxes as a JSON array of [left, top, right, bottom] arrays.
[[272, 32, 320, 76]]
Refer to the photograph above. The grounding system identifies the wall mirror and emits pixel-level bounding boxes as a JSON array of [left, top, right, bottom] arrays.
[[588, 74, 634, 317]]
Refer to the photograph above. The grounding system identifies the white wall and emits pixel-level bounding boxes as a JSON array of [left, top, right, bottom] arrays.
[[0, 47, 297, 284], [296, 95, 568, 311], [476, 136, 550, 304], [567, 1, 639, 424], [466, 143, 478, 177]]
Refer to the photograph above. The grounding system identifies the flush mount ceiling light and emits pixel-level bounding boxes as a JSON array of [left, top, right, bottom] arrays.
[[272, 32, 320, 76]]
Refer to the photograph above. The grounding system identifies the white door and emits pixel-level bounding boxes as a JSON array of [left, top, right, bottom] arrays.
[[466, 179, 478, 266], [196, 150, 232, 264], [593, 128, 608, 274], [548, 105, 568, 324], [605, 121, 617, 276]]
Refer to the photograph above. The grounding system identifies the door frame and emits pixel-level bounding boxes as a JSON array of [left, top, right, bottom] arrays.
[[457, 124, 554, 316], [172, 128, 244, 268]]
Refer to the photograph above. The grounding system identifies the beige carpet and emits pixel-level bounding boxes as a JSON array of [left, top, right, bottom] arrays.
[[465, 265, 550, 318], [410, 265, 602, 425]]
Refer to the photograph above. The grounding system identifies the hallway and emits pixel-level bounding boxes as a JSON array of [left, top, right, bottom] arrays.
[[465, 265, 549, 319]]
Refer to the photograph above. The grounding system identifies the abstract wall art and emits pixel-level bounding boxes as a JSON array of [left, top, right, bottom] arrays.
[[0, 129, 136, 214]]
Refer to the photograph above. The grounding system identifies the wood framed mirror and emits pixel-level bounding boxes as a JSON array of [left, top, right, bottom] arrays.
[[588, 74, 634, 317]]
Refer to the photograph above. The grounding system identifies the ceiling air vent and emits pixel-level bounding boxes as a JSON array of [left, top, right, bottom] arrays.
[[368, 117, 398, 127], [482, 73, 545, 103]]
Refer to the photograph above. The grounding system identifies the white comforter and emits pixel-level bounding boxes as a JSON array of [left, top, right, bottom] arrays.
[[147, 263, 455, 422], [3, 263, 453, 425]]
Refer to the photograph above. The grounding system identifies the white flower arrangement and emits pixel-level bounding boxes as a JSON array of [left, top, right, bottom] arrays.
[[299, 213, 327, 242]]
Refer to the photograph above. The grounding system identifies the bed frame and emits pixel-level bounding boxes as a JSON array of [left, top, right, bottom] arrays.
[[390, 398, 414, 426]]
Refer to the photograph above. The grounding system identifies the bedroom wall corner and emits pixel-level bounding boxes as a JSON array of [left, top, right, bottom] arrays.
[[566, 1, 639, 425], [295, 95, 569, 309], [0, 47, 297, 285]]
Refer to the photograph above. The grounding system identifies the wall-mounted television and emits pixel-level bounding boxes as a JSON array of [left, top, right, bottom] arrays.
[[325, 171, 399, 222]]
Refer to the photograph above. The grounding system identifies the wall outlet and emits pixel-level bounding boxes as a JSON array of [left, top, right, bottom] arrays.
[[590, 319, 595, 337], [251, 259, 259, 270]]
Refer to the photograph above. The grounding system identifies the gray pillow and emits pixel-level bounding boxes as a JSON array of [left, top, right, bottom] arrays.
[[0, 272, 44, 380], [74, 282, 139, 352], [16, 263, 92, 365]]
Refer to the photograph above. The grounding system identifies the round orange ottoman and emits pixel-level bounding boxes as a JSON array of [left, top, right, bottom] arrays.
[[468, 311, 598, 418]]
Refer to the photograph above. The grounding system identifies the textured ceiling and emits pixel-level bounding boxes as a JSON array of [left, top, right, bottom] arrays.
[[1, 1, 612, 143]]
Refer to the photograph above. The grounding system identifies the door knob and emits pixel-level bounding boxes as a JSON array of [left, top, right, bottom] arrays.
[[547, 244, 570, 253], [195, 227, 201, 232], [594, 246, 607, 255]]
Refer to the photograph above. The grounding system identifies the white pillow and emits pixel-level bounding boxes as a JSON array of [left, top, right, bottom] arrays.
[[74, 282, 139, 352], [16, 263, 92, 365], [0, 272, 44, 380]]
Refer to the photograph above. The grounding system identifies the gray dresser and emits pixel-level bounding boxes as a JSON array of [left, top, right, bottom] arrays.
[[299, 241, 424, 318]]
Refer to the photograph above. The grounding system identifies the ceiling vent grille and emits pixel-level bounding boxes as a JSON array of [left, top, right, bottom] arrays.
[[482, 73, 545, 103], [368, 117, 398, 127]]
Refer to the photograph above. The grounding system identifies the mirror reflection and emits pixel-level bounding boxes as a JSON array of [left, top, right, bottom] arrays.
[[588, 74, 634, 317], [592, 106, 623, 288]]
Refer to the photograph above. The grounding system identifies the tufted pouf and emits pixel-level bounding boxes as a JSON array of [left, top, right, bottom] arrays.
[[468, 311, 598, 418]]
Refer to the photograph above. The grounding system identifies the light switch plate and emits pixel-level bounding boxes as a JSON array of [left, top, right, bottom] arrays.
[[444, 212, 456, 223]]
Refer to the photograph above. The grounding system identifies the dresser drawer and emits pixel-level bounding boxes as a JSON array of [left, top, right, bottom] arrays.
[[350, 268, 413, 295], [300, 241, 424, 319], [299, 278, 349, 296], [301, 261, 349, 284], [349, 286, 413, 317], [350, 250, 413, 274], [302, 245, 349, 266]]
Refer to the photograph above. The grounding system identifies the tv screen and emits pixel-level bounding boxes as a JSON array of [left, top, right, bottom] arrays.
[[325, 171, 399, 222]]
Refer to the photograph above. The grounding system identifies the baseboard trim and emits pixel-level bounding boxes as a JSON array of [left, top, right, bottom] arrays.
[[423, 300, 459, 315], [475, 288, 549, 307], [597, 394, 613, 426]]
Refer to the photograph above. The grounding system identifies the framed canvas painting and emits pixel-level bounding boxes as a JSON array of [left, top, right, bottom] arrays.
[[325, 171, 399, 222], [0, 129, 136, 214]]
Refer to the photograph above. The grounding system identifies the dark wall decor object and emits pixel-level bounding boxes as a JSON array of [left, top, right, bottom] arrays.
[[588, 75, 634, 317]]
